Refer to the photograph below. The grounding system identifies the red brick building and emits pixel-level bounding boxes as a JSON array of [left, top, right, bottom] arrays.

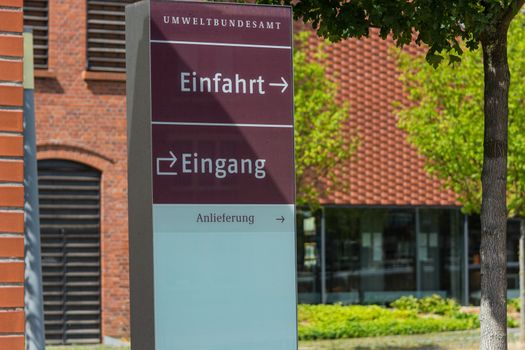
[[31, 0, 129, 344], [22, 0, 521, 345], [0, 1, 26, 349]]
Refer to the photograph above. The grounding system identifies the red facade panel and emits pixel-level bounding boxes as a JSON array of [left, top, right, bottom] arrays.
[[306, 33, 457, 206]]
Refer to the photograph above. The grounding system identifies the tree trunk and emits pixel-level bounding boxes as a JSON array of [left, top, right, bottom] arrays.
[[480, 30, 510, 350]]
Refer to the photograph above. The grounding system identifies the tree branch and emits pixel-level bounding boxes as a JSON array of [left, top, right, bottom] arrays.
[[501, 0, 525, 27]]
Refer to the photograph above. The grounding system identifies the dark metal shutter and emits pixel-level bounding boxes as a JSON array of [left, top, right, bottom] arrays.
[[87, 0, 137, 72], [38, 159, 102, 345], [24, 0, 49, 69]]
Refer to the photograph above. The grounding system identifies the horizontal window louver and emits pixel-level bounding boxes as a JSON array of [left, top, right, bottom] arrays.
[[87, 0, 137, 73], [38, 160, 102, 345], [24, 0, 49, 69]]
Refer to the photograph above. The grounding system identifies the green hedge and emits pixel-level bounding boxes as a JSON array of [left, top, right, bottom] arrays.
[[298, 296, 480, 340]]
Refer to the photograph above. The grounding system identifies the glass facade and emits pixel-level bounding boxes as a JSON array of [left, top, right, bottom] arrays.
[[325, 208, 419, 304], [296, 210, 322, 303], [418, 209, 464, 301], [467, 216, 521, 305], [297, 207, 466, 305]]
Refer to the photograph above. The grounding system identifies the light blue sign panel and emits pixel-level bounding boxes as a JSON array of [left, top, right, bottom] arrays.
[[153, 204, 297, 350]]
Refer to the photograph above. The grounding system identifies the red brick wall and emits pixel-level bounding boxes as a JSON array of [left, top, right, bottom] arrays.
[[304, 32, 457, 206], [0, 1, 26, 349], [34, 0, 129, 339]]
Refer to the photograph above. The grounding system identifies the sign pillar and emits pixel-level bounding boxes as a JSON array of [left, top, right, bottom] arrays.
[[126, 1, 296, 350]]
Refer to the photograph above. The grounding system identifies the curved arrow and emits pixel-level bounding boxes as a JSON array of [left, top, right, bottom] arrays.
[[157, 150, 178, 175]]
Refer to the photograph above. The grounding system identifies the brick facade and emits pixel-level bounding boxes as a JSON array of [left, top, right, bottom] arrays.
[[0, 1, 25, 349], [34, 0, 129, 339], [304, 33, 457, 206]]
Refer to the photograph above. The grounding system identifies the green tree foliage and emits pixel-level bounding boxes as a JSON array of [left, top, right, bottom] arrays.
[[294, 33, 355, 207], [259, 0, 524, 66], [396, 15, 525, 217]]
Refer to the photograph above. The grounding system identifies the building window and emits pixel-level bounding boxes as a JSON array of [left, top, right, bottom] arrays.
[[87, 0, 136, 73], [297, 210, 322, 303], [321, 207, 464, 305], [418, 209, 464, 301], [24, 0, 49, 69], [468, 216, 520, 305]]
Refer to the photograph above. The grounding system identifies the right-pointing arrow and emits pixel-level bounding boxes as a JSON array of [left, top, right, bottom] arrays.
[[269, 77, 288, 93], [168, 151, 177, 167], [157, 150, 178, 176], [276, 216, 285, 223]]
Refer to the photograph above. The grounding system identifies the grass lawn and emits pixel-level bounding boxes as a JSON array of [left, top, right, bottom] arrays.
[[299, 329, 523, 350]]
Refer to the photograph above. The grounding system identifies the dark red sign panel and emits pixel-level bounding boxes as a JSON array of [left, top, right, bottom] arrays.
[[150, 1, 291, 47], [150, 43, 293, 124], [152, 124, 294, 204], [150, 0, 293, 204]]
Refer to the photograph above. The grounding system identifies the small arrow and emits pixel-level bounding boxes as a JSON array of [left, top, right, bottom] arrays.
[[269, 77, 289, 93], [276, 216, 285, 223], [157, 150, 178, 176], [168, 151, 177, 167]]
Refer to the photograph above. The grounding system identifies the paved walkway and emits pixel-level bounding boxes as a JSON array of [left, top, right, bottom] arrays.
[[48, 329, 525, 350], [299, 329, 524, 350]]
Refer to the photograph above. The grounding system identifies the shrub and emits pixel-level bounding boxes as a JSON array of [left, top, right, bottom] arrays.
[[389, 295, 419, 312], [508, 317, 519, 328], [391, 294, 460, 316], [298, 302, 479, 340]]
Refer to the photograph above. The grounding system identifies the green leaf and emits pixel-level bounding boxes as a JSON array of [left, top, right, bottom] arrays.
[[395, 14, 525, 216]]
